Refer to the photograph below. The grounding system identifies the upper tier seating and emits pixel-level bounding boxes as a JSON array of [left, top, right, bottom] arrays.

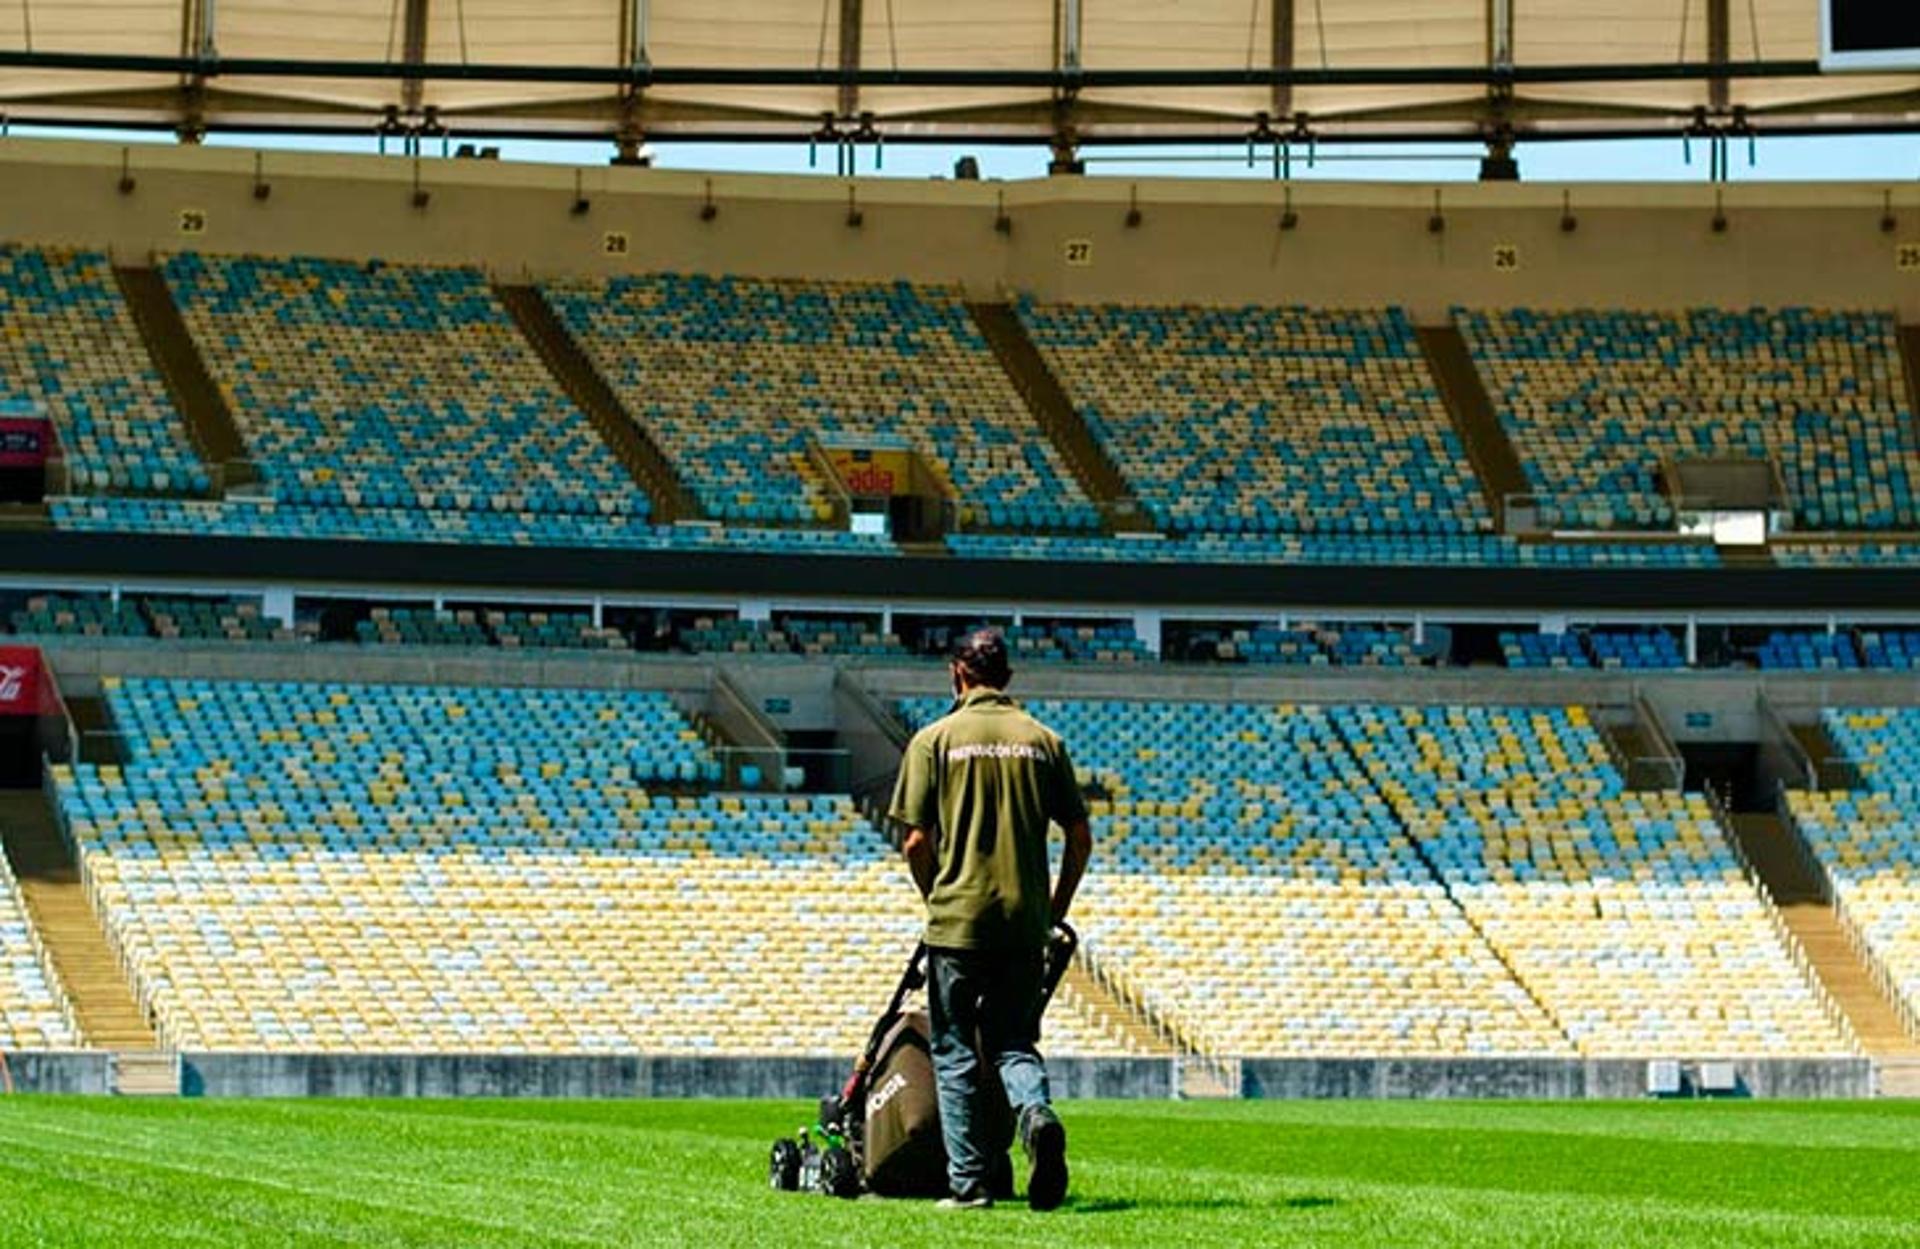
[[1858, 630, 1920, 670], [783, 618, 910, 659], [1587, 630, 1687, 670], [1788, 708, 1920, 1025], [354, 607, 491, 648], [488, 610, 629, 651], [145, 598, 310, 644], [161, 253, 650, 522], [0, 857, 79, 1049], [545, 275, 1098, 532], [1457, 307, 1920, 531], [1341, 704, 1847, 1056], [9, 594, 150, 638], [51, 677, 1148, 1055], [1755, 630, 1861, 671], [1015, 301, 1488, 537], [49, 496, 896, 555], [897, 697, 1566, 1056], [0, 244, 208, 495], [945, 532, 1721, 568], [1500, 631, 1591, 670], [1775, 542, 1920, 568]]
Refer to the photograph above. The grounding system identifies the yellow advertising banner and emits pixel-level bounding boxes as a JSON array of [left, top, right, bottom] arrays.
[[828, 447, 913, 499]]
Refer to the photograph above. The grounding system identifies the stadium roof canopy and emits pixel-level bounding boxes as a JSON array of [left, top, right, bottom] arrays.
[[1, 1, 1916, 156]]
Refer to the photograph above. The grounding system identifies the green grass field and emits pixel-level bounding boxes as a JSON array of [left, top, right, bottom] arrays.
[[0, 1097, 1914, 1247]]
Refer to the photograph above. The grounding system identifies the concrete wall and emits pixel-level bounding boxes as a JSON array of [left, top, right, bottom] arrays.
[[0, 1051, 112, 1094], [1240, 1057, 1874, 1101], [5, 138, 1920, 321], [171, 1053, 1869, 1099], [178, 1053, 1171, 1100], [724, 662, 841, 734]]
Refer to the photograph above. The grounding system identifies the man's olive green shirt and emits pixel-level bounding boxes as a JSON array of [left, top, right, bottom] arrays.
[[889, 689, 1089, 952]]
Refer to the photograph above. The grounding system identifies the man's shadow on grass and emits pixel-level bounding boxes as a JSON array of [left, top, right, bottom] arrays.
[[1063, 1195, 1339, 1215]]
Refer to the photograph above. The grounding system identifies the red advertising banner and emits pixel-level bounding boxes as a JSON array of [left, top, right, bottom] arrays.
[[0, 646, 42, 717], [0, 417, 51, 469]]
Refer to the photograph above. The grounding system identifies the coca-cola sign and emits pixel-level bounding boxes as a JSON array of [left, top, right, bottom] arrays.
[[0, 646, 42, 716], [0, 418, 50, 469]]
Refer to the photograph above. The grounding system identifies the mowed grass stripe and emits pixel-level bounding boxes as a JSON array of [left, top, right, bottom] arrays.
[[0, 1098, 1914, 1248]]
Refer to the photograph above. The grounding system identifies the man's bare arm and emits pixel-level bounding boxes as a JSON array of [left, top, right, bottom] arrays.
[[1050, 819, 1092, 924], [902, 827, 937, 900]]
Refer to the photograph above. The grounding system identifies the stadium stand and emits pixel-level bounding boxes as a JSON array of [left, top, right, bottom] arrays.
[[1858, 630, 1920, 671], [50, 676, 1126, 1056], [0, 856, 79, 1049], [144, 598, 308, 644], [1788, 709, 1920, 1030], [1500, 631, 1592, 670], [680, 617, 787, 656], [9, 594, 150, 639], [782, 618, 911, 660], [1773, 542, 1920, 568], [486, 610, 629, 652], [1755, 631, 1862, 671], [48, 495, 897, 554], [898, 696, 1567, 1056], [159, 253, 652, 523], [1456, 307, 1920, 532], [544, 275, 1100, 533], [1177, 626, 1328, 666], [1344, 704, 1849, 1056], [354, 607, 491, 648], [944, 532, 1721, 567], [1587, 629, 1688, 671], [0, 244, 209, 496], [1013, 300, 1488, 539]]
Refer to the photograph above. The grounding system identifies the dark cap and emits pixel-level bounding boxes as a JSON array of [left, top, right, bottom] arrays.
[[950, 628, 1012, 689]]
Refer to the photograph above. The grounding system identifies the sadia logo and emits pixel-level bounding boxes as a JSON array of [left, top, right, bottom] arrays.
[[0, 665, 24, 704], [866, 1072, 909, 1116]]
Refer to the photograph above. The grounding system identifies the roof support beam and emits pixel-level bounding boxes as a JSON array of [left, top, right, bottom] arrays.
[[837, 0, 862, 119], [620, 0, 649, 68], [1708, 0, 1731, 112], [401, 0, 430, 116], [614, 0, 650, 162], [176, 0, 217, 141], [1271, 0, 1295, 119], [1050, 0, 1084, 173], [1481, 0, 1517, 179]]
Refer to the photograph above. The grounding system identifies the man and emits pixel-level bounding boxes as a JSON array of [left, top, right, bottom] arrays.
[[888, 628, 1093, 1212]]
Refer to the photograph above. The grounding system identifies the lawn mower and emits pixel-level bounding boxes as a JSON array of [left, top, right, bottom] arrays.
[[768, 922, 1077, 1200]]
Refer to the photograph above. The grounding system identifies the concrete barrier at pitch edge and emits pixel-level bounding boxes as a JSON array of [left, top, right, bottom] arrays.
[[172, 1055, 1872, 1099], [1239, 1057, 1876, 1100], [177, 1054, 1179, 1099], [0, 1051, 113, 1094]]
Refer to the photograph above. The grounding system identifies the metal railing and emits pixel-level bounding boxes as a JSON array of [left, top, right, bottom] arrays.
[[41, 757, 171, 1050], [1705, 784, 1862, 1056], [1776, 793, 1920, 1046], [1074, 941, 1240, 1097]]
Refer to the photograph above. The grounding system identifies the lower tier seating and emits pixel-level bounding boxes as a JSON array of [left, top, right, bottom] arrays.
[[1789, 708, 1920, 1026], [1340, 704, 1847, 1056], [899, 697, 1567, 1056], [51, 676, 1122, 1055], [0, 858, 79, 1049]]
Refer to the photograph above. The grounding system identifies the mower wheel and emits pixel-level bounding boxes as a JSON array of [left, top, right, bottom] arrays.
[[768, 1139, 802, 1191], [816, 1146, 860, 1199]]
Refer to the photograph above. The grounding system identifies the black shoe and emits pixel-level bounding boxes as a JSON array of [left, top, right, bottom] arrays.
[[1019, 1104, 1068, 1212]]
